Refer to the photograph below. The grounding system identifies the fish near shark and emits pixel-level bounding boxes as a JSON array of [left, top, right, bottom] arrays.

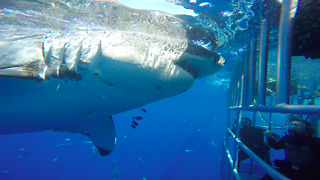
[[0, 0, 225, 156]]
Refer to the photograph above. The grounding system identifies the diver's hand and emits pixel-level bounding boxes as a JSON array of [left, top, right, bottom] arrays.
[[273, 159, 290, 168], [264, 131, 281, 141], [264, 131, 273, 138]]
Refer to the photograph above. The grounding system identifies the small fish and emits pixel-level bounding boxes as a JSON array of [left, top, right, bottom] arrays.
[[131, 125, 136, 129], [18, 152, 31, 158], [56, 143, 72, 147], [132, 120, 138, 126], [138, 157, 145, 165], [140, 108, 147, 113], [1, 170, 10, 174], [134, 116, 143, 120]]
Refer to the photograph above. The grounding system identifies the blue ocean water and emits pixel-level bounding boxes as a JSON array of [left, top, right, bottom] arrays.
[[2, 0, 314, 179]]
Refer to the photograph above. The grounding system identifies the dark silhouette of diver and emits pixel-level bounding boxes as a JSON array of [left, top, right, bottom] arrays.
[[237, 117, 271, 165], [265, 117, 320, 180]]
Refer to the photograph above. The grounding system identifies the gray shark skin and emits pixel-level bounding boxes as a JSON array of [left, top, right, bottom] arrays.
[[0, 0, 225, 156]]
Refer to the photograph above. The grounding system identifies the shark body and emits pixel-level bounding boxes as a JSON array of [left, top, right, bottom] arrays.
[[0, 1, 225, 155]]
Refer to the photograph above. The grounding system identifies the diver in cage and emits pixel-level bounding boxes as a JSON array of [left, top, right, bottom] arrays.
[[236, 117, 271, 165], [265, 116, 320, 180]]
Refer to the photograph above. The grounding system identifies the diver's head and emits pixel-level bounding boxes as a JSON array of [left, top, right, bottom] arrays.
[[287, 117, 315, 136], [241, 117, 252, 128]]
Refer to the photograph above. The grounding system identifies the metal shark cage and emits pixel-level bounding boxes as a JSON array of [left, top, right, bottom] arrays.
[[221, 0, 320, 179]]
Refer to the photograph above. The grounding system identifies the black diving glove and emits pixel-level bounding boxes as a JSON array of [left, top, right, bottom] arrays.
[[274, 159, 290, 168]]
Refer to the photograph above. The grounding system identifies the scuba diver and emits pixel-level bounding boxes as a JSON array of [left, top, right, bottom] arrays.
[[237, 117, 271, 165], [265, 116, 320, 180]]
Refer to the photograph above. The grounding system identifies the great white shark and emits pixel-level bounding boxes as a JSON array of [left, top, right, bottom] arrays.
[[0, 0, 225, 156]]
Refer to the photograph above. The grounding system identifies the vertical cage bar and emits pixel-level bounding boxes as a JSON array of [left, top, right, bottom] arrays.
[[309, 82, 319, 136], [276, 0, 298, 104], [258, 19, 269, 105], [233, 110, 242, 172], [242, 54, 249, 107], [248, 39, 257, 105], [226, 109, 231, 146]]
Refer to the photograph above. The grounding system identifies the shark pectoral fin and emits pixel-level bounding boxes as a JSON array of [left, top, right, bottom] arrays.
[[85, 115, 116, 156]]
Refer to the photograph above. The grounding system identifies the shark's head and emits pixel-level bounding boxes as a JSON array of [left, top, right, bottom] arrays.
[[175, 42, 226, 78]]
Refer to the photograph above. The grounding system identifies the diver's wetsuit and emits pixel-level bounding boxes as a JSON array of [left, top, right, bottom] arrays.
[[239, 126, 271, 165], [267, 134, 320, 180]]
